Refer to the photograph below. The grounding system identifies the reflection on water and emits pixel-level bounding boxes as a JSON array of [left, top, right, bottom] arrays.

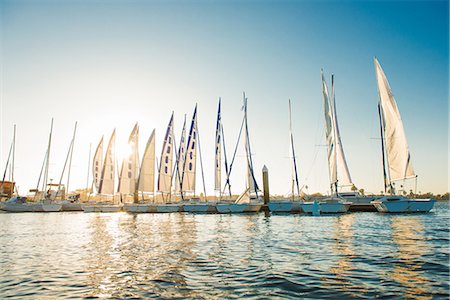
[[0, 203, 449, 299], [390, 216, 431, 299]]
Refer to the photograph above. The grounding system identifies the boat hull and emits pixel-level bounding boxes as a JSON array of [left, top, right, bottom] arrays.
[[156, 204, 181, 213], [216, 203, 262, 213], [268, 201, 302, 213], [183, 204, 217, 213], [372, 197, 435, 213], [61, 202, 83, 211], [82, 204, 123, 213], [301, 201, 350, 214], [2, 202, 62, 212]]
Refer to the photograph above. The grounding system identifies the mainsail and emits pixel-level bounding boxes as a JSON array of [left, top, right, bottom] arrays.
[[99, 129, 116, 195], [321, 71, 353, 192], [215, 99, 222, 192], [138, 129, 155, 193], [92, 136, 104, 193], [118, 123, 139, 195], [158, 113, 174, 193], [331, 75, 353, 186], [182, 105, 198, 193], [175, 116, 186, 193], [374, 57, 415, 184]]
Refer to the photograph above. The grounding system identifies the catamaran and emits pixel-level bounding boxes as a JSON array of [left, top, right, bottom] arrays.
[[301, 72, 351, 214], [371, 57, 435, 213], [216, 94, 262, 213], [82, 129, 121, 212]]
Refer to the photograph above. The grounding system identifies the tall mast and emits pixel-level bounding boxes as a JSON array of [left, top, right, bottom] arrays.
[[243, 92, 259, 198], [331, 75, 338, 195], [66, 122, 77, 193], [377, 103, 390, 194], [43, 118, 54, 194], [288, 100, 300, 198], [11, 124, 15, 185]]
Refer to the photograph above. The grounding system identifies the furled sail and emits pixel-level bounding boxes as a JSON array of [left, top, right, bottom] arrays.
[[374, 57, 415, 182], [118, 123, 139, 195], [99, 129, 116, 195], [215, 99, 222, 192], [92, 137, 104, 192], [175, 116, 186, 193], [331, 76, 353, 186], [138, 129, 155, 193], [182, 105, 198, 193], [158, 113, 174, 193]]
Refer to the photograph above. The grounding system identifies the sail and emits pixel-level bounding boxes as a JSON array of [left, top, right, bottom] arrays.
[[375, 58, 415, 182], [118, 123, 139, 194], [243, 95, 259, 194], [182, 105, 198, 192], [288, 99, 300, 196], [158, 113, 174, 193], [138, 129, 155, 193], [331, 76, 353, 186], [93, 137, 104, 193], [215, 99, 222, 192], [99, 129, 116, 195], [321, 71, 337, 186], [175, 116, 186, 193]]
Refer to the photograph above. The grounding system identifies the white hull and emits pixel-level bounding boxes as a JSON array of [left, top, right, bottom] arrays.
[[372, 196, 435, 213], [183, 203, 217, 213], [2, 202, 62, 212], [216, 203, 262, 213], [268, 201, 302, 213], [82, 204, 123, 213], [301, 199, 350, 214]]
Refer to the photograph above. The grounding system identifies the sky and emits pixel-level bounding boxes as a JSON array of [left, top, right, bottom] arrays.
[[0, 0, 448, 196]]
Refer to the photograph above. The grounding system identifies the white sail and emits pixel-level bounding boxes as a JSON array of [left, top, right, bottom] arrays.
[[215, 99, 222, 192], [138, 129, 155, 193], [321, 72, 337, 186], [331, 76, 353, 186], [92, 136, 103, 192], [182, 105, 198, 193], [99, 129, 116, 195], [158, 113, 174, 193], [118, 123, 139, 195], [375, 58, 415, 182], [243, 95, 258, 194], [175, 116, 186, 193]]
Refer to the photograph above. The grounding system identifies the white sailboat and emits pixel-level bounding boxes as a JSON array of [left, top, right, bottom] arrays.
[[3, 119, 62, 212], [155, 113, 182, 213], [268, 100, 302, 213], [83, 129, 121, 212], [301, 72, 351, 214], [371, 57, 435, 213], [217, 94, 262, 213], [182, 105, 216, 213]]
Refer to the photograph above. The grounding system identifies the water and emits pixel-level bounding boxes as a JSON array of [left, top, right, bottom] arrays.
[[0, 202, 448, 299]]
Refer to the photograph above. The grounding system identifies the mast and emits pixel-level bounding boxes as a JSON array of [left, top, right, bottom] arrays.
[[331, 75, 338, 195], [11, 124, 15, 186], [215, 98, 222, 198], [57, 122, 77, 198], [243, 93, 259, 198], [377, 102, 390, 194], [288, 99, 300, 198], [43, 118, 54, 195], [66, 122, 77, 193]]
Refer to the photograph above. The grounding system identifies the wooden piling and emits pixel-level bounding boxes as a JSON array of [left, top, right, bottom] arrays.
[[262, 165, 270, 205]]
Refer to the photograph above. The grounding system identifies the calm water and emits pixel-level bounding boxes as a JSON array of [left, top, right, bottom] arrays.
[[0, 202, 449, 299]]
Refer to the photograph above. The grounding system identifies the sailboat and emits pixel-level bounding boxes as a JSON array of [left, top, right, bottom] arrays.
[[181, 105, 216, 213], [371, 58, 435, 213], [3, 119, 62, 212], [154, 112, 182, 213], [57, 122, 83, 211], [216, 94, 262, 213], [301, 72, 351, 214], [268, 100, 302, 213], [0, 125, 17, 201], [82, 129, 121, 212]]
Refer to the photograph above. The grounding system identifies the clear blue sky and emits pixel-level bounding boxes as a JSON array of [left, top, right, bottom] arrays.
[[1, 0, 448, 196]]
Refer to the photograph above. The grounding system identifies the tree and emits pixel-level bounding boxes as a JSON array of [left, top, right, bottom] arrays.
[[359, 188, 365, 196], [351, 185, 357, 192]]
